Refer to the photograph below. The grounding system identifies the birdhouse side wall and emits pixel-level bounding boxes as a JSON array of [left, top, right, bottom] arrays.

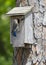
[[24, 12, 35, 44], [10, 17, 13, 44]]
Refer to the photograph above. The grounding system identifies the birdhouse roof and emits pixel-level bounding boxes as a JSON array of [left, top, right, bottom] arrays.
[[6, 6, 33, 16]]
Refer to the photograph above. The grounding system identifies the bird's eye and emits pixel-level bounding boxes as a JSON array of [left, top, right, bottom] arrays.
[[42, 5, 45, 8]]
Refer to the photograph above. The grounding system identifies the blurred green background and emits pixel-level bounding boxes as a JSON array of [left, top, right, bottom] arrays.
[[0, 0, 16, 65]]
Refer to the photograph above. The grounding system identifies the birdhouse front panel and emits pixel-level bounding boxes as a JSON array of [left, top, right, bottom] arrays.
[[10, 16, 25, 47], [6, 6, 35, 47]]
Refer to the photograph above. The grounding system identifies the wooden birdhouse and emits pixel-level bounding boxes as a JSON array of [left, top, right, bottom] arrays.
[[6, 6, 36, 47]]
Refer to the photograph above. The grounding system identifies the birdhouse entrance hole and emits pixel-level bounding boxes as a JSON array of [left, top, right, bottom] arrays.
[[11, 17, 24, 37]]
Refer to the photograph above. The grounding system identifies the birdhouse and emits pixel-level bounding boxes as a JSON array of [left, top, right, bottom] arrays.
[[6, 6, 36, 47]]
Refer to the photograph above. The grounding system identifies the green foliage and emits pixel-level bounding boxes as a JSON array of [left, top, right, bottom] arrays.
[[0, 56, 12, 65], [0, 0, 16, 65]]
